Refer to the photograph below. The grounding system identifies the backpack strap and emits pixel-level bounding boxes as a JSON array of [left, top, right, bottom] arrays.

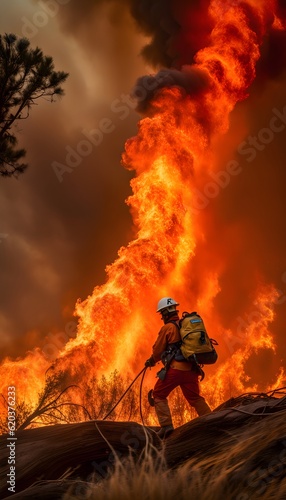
[[166, 321, 186, 362], [168, 320, 181, 343], [168, 319, 180, 329]]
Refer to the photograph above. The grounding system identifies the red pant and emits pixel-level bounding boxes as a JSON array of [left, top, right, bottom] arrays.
[[153, 367, 210, 423]]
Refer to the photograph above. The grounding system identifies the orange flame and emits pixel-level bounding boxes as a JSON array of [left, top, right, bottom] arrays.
[[0, 0, 285, 421]]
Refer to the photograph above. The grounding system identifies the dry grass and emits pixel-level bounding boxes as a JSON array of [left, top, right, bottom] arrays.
[[1, 393, 286, 499], [63, 408, 286, 500]]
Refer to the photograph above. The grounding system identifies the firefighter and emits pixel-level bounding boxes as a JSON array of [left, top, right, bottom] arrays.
[[145, 297, 211, 438]]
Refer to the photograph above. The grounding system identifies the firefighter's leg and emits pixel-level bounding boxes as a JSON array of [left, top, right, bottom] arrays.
[[153, 368, 180, 428], [154, 399, 173, 427], [180, 370, 212, 416], [192, 397, 212, 416]]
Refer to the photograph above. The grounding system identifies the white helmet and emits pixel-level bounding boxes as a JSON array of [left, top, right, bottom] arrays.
[[156, 297, 179, 313]]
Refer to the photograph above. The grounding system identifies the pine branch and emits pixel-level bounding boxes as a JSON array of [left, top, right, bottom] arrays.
[[0, 33, 68, 177]]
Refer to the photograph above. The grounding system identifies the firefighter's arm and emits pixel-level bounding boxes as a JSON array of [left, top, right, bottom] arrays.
[[152, 326, 168, 362]]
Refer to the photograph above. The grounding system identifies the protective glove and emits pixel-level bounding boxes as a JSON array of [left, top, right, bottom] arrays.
[[145, 356, 155, 367]]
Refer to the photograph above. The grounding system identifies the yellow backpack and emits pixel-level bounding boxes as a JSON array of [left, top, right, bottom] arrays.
[[179, 311, 218, 365]]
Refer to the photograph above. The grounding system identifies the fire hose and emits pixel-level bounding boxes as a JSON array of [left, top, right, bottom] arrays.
[[102, 367, 147, 425]]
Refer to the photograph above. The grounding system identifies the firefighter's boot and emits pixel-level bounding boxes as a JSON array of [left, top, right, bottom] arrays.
[[154, 399, 174, 438]]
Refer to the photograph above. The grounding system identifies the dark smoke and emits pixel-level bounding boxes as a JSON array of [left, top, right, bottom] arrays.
[[129, 0, 181, 67], [133, 67, 210, 115], [129, 0, 213, 68], [256, 28, 286, 80]]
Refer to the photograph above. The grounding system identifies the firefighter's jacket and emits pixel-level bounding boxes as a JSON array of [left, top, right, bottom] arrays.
[[152, 315, 192, 371]]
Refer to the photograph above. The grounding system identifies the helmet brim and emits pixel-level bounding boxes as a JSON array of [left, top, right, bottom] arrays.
[[157, 303, 179, 313]]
